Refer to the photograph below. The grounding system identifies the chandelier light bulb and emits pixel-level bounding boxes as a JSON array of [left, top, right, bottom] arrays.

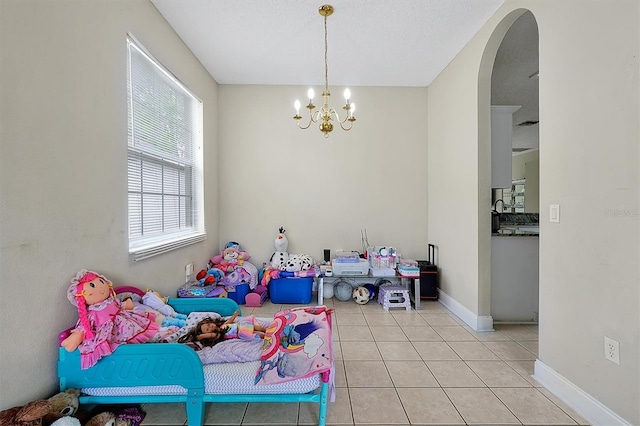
[[294, 100, 301, 115], [343, 88, 351, 103], [350, 102, 356, 115], [307, 88, 315, 104]]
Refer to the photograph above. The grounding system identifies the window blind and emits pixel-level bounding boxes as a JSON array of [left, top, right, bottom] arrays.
[[126, 36, 205, 260]]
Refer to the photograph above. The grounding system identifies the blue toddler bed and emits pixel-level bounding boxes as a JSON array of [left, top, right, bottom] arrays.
[[57, 288, 331, 426]]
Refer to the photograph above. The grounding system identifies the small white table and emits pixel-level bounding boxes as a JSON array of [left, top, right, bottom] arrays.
[[316, 273, 421, 310]]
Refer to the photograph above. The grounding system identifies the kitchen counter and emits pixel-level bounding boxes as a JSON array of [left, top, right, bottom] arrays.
[[492, 229, 539, 237]]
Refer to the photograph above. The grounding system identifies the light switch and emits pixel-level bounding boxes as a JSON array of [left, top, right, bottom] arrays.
[[550, 204, 560, 223]]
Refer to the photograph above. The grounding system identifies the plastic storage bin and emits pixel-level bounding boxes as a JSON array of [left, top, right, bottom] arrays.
[[226, 283, 250, 305], [269, 277, 313, 304]]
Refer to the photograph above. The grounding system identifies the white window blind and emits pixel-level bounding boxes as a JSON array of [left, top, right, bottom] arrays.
[[126, 36, 205, 261]]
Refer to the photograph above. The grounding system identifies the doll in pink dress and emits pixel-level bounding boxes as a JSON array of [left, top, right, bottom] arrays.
[[60, 270, 159, 369]]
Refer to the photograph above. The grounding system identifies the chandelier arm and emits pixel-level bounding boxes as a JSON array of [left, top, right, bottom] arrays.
[[296, 109, 322, 130]]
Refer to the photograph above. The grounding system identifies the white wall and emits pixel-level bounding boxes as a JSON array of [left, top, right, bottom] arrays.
[[217, 85, 429, 265], [428, 0, 639, 423], [0, 0, 219, 407]]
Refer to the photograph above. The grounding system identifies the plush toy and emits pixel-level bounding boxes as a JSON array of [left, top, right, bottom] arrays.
[[269, 251, 289, 271], [195, 267, 224, 285], [141, 291, 187, 327], [0, 400, 50, 426], [84, 412, 115, 426], [269, 227, 290, 271], [210, 242, 249, 272], [218, 267, 251, 289], [61, 270, 160, 369], [42, 389, 80, 425], [274, 227, 288, 252], [284, 254, 314, 272]]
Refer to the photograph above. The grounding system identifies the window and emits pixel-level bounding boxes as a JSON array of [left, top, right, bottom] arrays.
[[126, 35, 205, 261]]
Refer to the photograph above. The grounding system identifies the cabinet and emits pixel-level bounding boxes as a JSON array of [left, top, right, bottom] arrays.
[[498, 179, 525, 213], [491, 105, 521, 188]]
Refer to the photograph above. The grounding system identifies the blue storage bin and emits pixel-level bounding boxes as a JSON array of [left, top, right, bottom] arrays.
[[226, 283, 250, 305], [269, 277, 313, 304]]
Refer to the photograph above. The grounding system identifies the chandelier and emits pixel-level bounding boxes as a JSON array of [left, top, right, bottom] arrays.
[[293, 4, 356, 138]]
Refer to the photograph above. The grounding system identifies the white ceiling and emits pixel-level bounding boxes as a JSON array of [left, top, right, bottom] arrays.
[[150, 0, 505, 87], [150, 0, 538, 150]]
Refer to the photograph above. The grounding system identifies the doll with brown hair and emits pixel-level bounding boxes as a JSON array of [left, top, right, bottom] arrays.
[[178, 310, 266, 350], [60, 269, 159, 369]]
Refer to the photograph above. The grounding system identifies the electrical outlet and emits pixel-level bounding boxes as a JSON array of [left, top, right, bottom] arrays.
[[185, 262, 194, 282], [604, 336, 620, 365]]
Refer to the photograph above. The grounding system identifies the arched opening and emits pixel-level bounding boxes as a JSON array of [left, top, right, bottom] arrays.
[[477, 9, 540, 325]]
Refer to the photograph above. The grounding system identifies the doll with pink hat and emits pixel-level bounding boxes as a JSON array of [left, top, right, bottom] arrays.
[[60, 269, 160, 369]]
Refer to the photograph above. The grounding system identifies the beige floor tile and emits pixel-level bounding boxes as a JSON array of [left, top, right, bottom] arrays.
[[506, 360, 543, 386], [519, 339, 539, 355], [432, 325, 478, 341], [465, 328, 515, 342], [203, 402, 247, 425], [370, 325, 408, 341], [141, 403, 186, 425], [341, 341, 382, 360], [332, 301, 364, 313], [333, 341, 343, 360], [466, 360, 533, 387], [448, 341, 500, 360], [445, 387, 520, 425], [335, 312, 367, 326], [401, 326, 444, 341], [385, 360, 440, 387], [421, 313, 461, 326], [493, 388, 578, 425], [349, 388, 409, 424], [412, 341, 461, 360], [538, 388, 591, 425], [397, 387, 466, 425], [364, 313, 400, 325], [495, 324, 539, 341], [338, 325, 374, 341], [426, 361, 485, 387], [390, 311, 429, 326], [298, 387, 354, 425], [242, 402, 299, 424], [419, 301, 449, 312], [344, 360, 394, 387], [334, 360, 347, 387], [483, 341, 537, 360], [376, 341, 421, 360]]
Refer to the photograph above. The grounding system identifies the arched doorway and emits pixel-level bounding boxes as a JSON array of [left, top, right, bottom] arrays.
[[477, 9, 540, 326]]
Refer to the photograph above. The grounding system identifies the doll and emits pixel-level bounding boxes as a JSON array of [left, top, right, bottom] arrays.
[[177, 311, 265, 350], [60, 270, 160, 369]]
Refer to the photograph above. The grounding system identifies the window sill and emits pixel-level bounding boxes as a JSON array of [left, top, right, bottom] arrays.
[[129, 231, 206, 261]]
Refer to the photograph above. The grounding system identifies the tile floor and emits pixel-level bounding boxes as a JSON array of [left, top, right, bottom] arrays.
[[140, 297, 590, 425]]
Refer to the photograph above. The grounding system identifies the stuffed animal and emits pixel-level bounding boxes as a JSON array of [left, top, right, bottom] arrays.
[[274, 227, 288, 252], [141, 291, 187, 327], [218, 267, 251, 289], [61, 270, 160, 369], [0, 400, 51, 426], [195, 267, 224, 285], [42, 389, 80, 425], [210, 242, 249, 272], [269, 227, 290, 270], [269, 251, 289, 271], [285, 254, 314, 272]]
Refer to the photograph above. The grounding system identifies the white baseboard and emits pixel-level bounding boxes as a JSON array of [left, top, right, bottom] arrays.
[[437, 289, 494, 332], [534, 360, 631, 426]]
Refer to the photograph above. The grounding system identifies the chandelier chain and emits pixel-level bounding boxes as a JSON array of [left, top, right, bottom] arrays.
[[324, 13, 329, 94]]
